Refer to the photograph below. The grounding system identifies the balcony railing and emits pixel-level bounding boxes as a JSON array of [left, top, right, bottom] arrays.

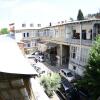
[[81, 40, 92, 46], [65, 38, 92, 46], [70, 58, 87, 66]]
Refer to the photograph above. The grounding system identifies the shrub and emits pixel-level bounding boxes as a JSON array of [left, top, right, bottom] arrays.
[[40, 73, 61, 97]]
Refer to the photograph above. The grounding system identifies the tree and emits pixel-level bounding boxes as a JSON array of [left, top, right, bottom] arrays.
[[77, 9, 84, 20], [0, 28, 9, 34], [77, 35, 100, 99], [69, 17, 74, 21], [40, 73, 61, 97]]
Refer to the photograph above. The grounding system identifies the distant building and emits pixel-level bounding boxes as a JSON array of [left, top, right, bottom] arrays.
[[14, 19, 100, 76]]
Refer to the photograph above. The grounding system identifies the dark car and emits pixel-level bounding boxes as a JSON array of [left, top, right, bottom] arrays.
[[57, 76, 80, 100]]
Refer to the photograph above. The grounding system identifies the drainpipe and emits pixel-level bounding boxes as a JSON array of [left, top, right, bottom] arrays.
[[9, 23, 15, 39]]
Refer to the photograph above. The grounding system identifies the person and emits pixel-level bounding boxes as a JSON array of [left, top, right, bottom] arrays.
[[35, 58, 38, 63]]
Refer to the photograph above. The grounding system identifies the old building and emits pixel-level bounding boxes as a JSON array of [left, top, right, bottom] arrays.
[[15, 23, 41, 54], [0, 34, 38, 99], [15, 19, 100, 76]]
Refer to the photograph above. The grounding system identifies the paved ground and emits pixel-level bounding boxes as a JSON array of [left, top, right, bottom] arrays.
[[43, 62, 68, 73], [27, 58, 64, 100], [50, 92, 60, 100]]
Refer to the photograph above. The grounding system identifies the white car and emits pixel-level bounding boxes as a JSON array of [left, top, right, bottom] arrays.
[[26, 51, 45, 62], [59, 69, 75, 82], [25, 53, 36, 58]]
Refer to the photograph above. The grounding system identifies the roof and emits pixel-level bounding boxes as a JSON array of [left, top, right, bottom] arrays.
[[40, 19, 100, 28], [0, 34, 37, 75]]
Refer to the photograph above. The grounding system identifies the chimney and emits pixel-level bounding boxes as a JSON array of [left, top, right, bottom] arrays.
[[9, 23, 15, 39], [49, 22, 52, 26]]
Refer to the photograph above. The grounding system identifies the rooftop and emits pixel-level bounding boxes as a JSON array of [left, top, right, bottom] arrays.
[[0, 34, 37, 75]]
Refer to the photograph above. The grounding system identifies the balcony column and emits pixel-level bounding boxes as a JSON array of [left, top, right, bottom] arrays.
[[80, 22, 82, 45], [92, 22, 95, 44], [56, 44, 62, 66]]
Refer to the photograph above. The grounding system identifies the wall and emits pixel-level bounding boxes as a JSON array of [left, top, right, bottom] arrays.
[[69, 63, 84, 76], [37, 43, 47, 52], [17, 42, 25, 55], [65, 25, 73, 39]]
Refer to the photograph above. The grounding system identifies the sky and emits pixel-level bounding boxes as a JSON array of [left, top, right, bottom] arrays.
[[0, 0, 100, 28]]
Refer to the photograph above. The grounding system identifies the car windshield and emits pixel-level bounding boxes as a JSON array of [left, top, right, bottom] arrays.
[[67, 72, 73, 77]]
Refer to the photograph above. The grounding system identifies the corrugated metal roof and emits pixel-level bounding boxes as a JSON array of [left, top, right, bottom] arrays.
[[0, 34, 37, 75]]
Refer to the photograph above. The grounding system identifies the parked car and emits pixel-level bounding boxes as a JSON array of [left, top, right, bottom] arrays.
[[57, 76, 80, 100], [32, 51, 42, 55], [26, 51, 42, 58], [59, 69, 75, 82], [26, 51, 45, 62], [25, 53, 36, 58]]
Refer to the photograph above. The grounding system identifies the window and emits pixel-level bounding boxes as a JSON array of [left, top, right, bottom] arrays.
[[73, 30, 76, 38], [27, 33, 29, 37], [72, 47, 76, 59], [30, 24, 34, 27], [81, 47, 89, 63], [37, 24, 41, 27], [27, 43, 30, 47], [73, 30, 80, 39], [22, 24, 26, 27], [82, 30, 86, 40], [23, 33, 25, 37]]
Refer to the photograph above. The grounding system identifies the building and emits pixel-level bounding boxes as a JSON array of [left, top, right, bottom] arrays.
[[15, 19, 100, 76], [15, 23, 42, 54], [0, 34, 38, 99]]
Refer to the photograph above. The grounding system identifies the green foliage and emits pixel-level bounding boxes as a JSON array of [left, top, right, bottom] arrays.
[[40, 73, 61, 97], [69, 17, 74, 21], [77, 9, 84, 20], [0, 28, 9, 34], [77, 35, 100, 99]]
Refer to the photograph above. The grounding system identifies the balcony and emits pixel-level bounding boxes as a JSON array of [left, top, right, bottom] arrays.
[[65, 38, 92, 46], [81, 40, 92, 46], [70, 58, 87, 66]]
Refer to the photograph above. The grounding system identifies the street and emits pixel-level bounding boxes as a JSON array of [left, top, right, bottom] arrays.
[[27, 58, 60, 100]]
